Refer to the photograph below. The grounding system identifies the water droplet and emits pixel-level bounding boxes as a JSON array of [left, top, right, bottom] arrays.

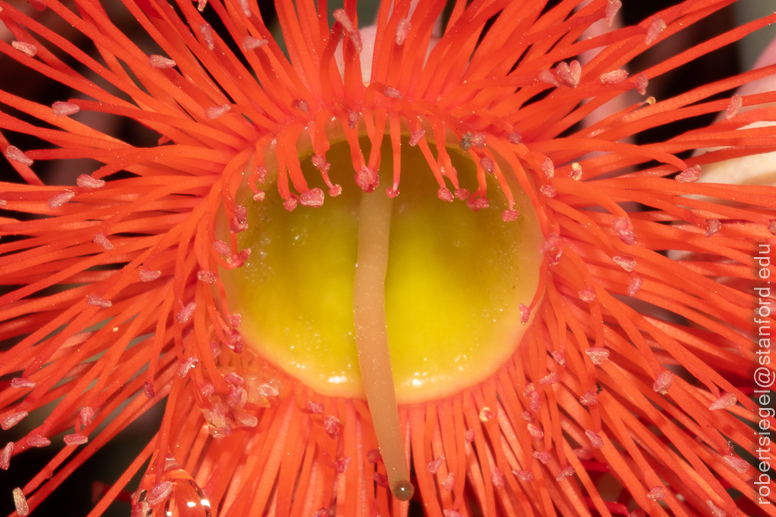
[[132, 455, 212, 517]]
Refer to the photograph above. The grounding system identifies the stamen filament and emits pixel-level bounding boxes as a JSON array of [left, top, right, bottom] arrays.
[[353, 189, 413, 501]]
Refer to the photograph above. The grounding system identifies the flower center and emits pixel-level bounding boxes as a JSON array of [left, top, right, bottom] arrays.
[[221, 135, 543, 403], [221, 128, 544, 412]]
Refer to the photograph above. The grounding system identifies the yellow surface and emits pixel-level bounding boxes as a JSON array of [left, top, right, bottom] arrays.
[[222, 136, 543, 403]]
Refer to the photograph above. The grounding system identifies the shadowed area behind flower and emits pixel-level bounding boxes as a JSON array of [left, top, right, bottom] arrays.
[[0, 0, 774, 516]]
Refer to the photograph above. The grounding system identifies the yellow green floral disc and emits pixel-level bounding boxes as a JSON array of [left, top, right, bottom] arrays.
[[222, 137, 543, 403]]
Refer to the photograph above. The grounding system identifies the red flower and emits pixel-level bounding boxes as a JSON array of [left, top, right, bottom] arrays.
[[0, 1, 773, 516]]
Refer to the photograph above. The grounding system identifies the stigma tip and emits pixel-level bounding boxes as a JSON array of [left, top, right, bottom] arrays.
[[392, 480, 414, 501]]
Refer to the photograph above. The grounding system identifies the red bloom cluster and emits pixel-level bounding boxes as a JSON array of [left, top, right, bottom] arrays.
[[0, 1, 774, 516]]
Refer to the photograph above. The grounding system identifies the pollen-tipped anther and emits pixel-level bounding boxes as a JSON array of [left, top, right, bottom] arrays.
[[652, 370, 674, 394], [409, 128, 425, 146], [333, 9, 363, 53], [146, 481, 174, 506], [2, 411, 28, 430], [585, 347, 610, 365], [64, 434, 88, 446], [533, 451, 552, 464], [586, 430, 604, 449], [176, 302, 196, 324], [197, 270, 217, 285], [646, 18, 667, 45], [570, 162, 583, 180], [541, 158, 555, 179], [538, 70, 559, 86], [323, 415, 340, 439], [706, 500, 726, 517], [87, 294, 112, 308], [612, 255, 636, 272], [612, 217, 635, 244], [527, 423, 544, 439], [139, 269, 162, 282], [579, 288, 596, 302], [505, 132, 521, 145], [479, 407, 494, 422], [722, 455, 749, 473], [556, 60, 581, 87], [580, 391, 599, 406], [77, 175, 105, 189], [12, 41, 37, 57], [94, 233, 113, 250], [294, 99, 310, 113], [540, 185, 556, 197], [48, 191, 75, 209], [502, 209, 519, 222], [27, 434, 50, 447], [311, 155, 331, 173], [481, 157, 495, 174], [148, 55, 176, 69], [236, 0, 251, 16], [206, 105, 231, 120], [0, 442, 12, 470], [395, 19, 411, 45], [726, 94, 743, 119], [442, 472, 455, 490], [427, 455, 445, 474], [600, 69, 628, 84], [52, 101, 80, 117], [199, 23, 215, 50], [355, 166, 379, 192], [177, 357, 198, 378], [709, 393, 736, 410], [466, 195, 488, 211], [438, 187, 454, 202], [556, 466, 575, 481], [10, 378, 34, 389], [6, 146, 33, 166], [492, 467, 505, 488], [605, 0, 622, 26], [242, 36, 268, 51], [705, 219, 721, 237], [13, 488, 28, 517], [300, 188, 325, 207], [647, 486, 667, 501], [142, 382, 154, 398], [676, 165, 701, 183], [383, 86, 402, 99], [79, 406, 94, 427], [628, 277, 643, 296]]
